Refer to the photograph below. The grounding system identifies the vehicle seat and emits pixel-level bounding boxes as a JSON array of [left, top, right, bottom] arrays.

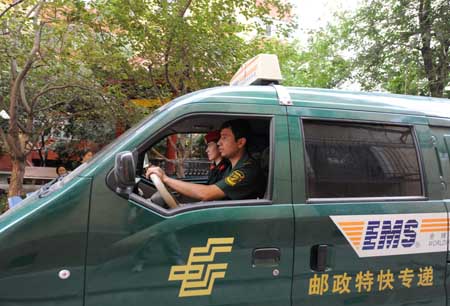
[[251, 146, 269, 198], [259, 146, 270, 182]]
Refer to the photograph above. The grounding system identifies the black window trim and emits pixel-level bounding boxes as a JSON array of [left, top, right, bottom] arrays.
[[300, 117, 427, 203]]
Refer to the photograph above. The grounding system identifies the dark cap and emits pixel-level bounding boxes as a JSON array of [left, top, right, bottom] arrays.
[[205, 130, 220, 143]]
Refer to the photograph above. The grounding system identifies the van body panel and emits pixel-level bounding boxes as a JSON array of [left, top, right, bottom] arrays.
[[415, 124, 444, 200], [85, 203, 294, 306], [0, 176, 91, 305], [194, 86, 279, 105], [288, 106, 448, 306], [84, 102, 295, 306], [288, 87, 450, 118], [291, 106, 428, 126], [428, 127, 450, 270], [428, 117, 450, 127], [290, 202, 447, 306], [428, 126, 450, 198]]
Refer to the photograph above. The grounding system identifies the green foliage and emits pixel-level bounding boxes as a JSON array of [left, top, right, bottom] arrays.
[[91, 0, 294, 98], [247, 31, 352, 89], [344, 0, 450, 97], [0, 0, 136, 165], [0, 0, 297, 178], [51, 102, 150, 169]]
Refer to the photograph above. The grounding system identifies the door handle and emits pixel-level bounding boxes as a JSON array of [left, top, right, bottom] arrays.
[[310, 244, 329, 272], [252, 248, 280, 267]]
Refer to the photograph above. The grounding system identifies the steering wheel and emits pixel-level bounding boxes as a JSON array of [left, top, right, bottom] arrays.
[[149, 174, 179, 209]]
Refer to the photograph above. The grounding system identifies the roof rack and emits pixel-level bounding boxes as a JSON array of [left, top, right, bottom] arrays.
[[272, 84, 292, 106]]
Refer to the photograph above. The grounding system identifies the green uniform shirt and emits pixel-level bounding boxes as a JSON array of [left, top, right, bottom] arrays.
[[215, 153, 265, 200]]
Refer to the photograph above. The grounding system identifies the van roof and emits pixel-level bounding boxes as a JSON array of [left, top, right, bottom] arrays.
[[288, 87, 450, 118], [192, 86, 450, 119]]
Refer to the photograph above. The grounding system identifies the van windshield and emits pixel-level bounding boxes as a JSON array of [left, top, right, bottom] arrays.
[[2, 99, 180, 212], [28, 107, 166, 200], [61, 112, 159, 183], [73, 98, 177, 172], [50, 101, 180, 189]]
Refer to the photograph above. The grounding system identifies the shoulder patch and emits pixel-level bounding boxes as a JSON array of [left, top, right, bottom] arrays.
[[225, 170, 245, 186]]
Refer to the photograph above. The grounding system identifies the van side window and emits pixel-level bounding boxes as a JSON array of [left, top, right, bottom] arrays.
[[129, 115, 272, 211], [303, 120, 422, 199], [145, 133, 209, 179]]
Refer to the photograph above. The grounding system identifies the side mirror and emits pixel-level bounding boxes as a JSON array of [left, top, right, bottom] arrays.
[[114, 151, 136, 195]]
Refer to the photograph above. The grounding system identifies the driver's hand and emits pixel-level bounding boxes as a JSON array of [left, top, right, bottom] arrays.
[[145, 166, 167, 183]]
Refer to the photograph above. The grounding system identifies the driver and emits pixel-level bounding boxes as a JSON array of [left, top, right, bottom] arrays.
[[146, 119, 265, 201]]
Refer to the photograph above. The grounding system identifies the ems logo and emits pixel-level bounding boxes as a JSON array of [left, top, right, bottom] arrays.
[[331, 213, 448, 258], [168, 237, 234, 297]]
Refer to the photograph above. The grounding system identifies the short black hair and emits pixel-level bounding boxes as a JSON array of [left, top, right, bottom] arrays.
[[56, 165, 65, 175], [220, 119, 251, 142], [81, 149, 93, 158]]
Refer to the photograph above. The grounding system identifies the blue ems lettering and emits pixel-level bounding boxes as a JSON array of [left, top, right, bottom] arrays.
[[378, 220, 403, 249], [362, 219, 418, 250], [401, 219, 418, 247], [331, 213, 448, 257], [362, 221, 380, 250]]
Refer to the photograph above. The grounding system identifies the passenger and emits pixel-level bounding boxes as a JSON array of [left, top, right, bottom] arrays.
[[204, 130, 230, 185], [146, 119, 265, 201]]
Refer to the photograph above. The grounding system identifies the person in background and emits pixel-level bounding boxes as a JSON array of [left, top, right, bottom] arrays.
[[205, 130, 230, 185], [81, 150, 94, 164], [56, 165, 67, 178]]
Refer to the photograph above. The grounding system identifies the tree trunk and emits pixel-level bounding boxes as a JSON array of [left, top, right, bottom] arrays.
[[418, 0, 437, 97], [418, 0, 449, 98], [429, 79, 443, 98], [6, 123, 29, 198], [8, 156, 25, 198]]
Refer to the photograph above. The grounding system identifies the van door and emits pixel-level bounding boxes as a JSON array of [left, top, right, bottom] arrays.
[[427, 124, 450, 201], [84, 106, 294, 306], [427, 121, 450, 306], [288, 107, 448, 306], [0, 177, 91, 306]]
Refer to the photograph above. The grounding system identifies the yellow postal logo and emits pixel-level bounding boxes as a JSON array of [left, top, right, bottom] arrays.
[[225, 170, 245, 186], [168, 237, 234, 297]]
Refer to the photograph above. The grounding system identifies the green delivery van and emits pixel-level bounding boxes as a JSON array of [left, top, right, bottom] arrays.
[[1, 54, 450, 306]]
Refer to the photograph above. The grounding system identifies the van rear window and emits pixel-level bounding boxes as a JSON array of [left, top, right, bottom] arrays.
[[302, 120, 422, 199]]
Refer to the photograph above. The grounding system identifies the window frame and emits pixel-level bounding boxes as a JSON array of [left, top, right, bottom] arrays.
[[300, 117, 427, 203], [126, 112, 276, 216]]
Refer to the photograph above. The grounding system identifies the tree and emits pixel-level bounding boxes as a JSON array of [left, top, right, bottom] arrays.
[[0, 0, 130, 197], [247, 29, 352, 89], [0, 0, 295, 199], [51, 102, 150, 170], [93, 0, 294, 100], [347, 0, 450, 97]]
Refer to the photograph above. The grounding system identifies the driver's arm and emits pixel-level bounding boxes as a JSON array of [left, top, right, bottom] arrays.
[[146, 167, 225, 201], [165, 176, 225, 201]]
